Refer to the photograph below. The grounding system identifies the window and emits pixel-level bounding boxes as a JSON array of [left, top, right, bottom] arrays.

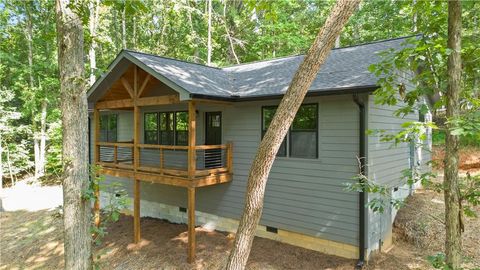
[[175, 112, 188, 146], [144, 111, 188, 145], [100, 114, 117, 142], [159, 112, 174, 145], [262, 104, 318, 159], [144, 113, 158, 144], [262, 106, 286, 156], [290, 104, 318, 158]]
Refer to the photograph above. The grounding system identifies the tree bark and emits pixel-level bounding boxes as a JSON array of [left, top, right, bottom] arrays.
[[207, 0, 212, 65], [122, 1, 127, 49], [334, 35, 341, 48], [38, 99, 47, 178], [25, 1, 42, 181], [88, 0, 99, 86], [223, 0, 239, 64], [224, 1, 360, 269], [444, 0, 463, 268], [0, 135, 3, 190], [55, 0, 92, 269]]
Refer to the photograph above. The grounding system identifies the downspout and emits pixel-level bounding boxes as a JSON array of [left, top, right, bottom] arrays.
[[88, 115, 91, 177], [353, 94, 367, 269]]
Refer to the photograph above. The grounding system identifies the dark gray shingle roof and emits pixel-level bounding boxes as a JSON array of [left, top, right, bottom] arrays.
[[89, 36, 412, 101]]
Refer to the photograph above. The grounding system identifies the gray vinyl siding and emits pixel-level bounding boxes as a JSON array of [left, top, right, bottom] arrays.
[[366, 91, 432, 252], [367, 96, 417, 188], [91, 94, 362, 246], [366, 96, 415, 250]]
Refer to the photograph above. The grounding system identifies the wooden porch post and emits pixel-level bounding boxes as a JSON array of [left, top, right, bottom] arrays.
[[187, 100, 196, 262], [188, 101, 196, 178], [93, 108, 101, 228], [187, 187, 196, 263], [133, 66, 141, 243]]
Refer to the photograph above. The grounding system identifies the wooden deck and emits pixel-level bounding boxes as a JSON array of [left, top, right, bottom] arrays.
[[92, 65, 234, 263], [95, 142, 233, 188]]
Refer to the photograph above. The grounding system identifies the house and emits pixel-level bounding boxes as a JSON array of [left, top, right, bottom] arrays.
[[87, 36, 431, 264]]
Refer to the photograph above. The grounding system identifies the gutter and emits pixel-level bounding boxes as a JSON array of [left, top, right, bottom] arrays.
[[353, 94, 367, 269], [189, 85, 378, 102]]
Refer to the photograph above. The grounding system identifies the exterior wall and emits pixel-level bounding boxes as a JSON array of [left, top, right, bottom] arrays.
[[91, 94, 362, 250], [366, 94, 431, 254]]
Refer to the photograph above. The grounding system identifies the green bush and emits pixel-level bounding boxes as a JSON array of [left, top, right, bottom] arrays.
[[432, 129, 480, 147]]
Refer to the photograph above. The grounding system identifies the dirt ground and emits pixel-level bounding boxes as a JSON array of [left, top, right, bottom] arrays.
[[1, 210, 356, 270], [432, 146, 480, 173], [2, 189, 479, 270], [1, 147, 479, 270]]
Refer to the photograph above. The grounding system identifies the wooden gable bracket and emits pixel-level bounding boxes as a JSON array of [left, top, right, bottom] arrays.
[[120, 76, 135, 98], [137, 74, 152, 98]]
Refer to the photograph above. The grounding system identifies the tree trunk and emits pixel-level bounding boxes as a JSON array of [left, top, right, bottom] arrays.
[[412, 0, 418, 33], [0, 135, 3, 190], [224, 1, 360, 269], [133, 16, 137, 50], [6, 146, 14, 185], [88, 0, 99, 86], [25, 1, 42, 182], [55, 0, 92, 269], [223, 0, 239, 64], [207, 0, 212, 65], [38, 99, 47, 178], [122, 1, 127, 49], [335, 35, 341, 48], [444, 0, 463, 268]]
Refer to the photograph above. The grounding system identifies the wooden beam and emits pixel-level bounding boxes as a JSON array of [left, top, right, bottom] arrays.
[[227, 142, 233, 174], [133, 77, 141, 243], [188, 101, 196, 179], [194, 173, 233, 187], [136, 95, 180, 107], [93, 109, 100, 164], [95, 99, 133, 109], [98, 168, 232, 188], [137, 74, 152, 98], [121, 77, 135, 98], [133, 178, 141, 243], [134, 66, 138, 97], [93, 108, 101, 228], [187, 187, 196, 263], [96, 141, 134, 147], [134, 108, 140, 169]]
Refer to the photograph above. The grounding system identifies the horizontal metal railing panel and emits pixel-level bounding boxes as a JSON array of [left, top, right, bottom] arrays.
[[96, 142, 232, 179]]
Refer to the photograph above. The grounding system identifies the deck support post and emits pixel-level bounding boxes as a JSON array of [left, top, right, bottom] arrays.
[[134, 178, 141, 243], [93, 108, 101, 228], [187, 101, 196, 263], [133, 66, 141, 243], [188, 101, 196, 179], [187, 187, 196, 263]]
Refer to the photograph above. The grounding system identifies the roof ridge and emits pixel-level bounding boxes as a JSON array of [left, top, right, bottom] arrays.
[[222, 54, 304, 70], [221, 34, 420, 69], [123, 49, 223, 70], [123, 34, 420, 71], [329, 34, 421, 51]]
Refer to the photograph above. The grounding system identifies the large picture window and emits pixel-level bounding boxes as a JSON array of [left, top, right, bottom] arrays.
[[262, 104, 318, 159], [144, 111, 188, 145], [99, 114, 118, 142]]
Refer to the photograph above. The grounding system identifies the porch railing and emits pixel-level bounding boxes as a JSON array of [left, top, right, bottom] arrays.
[[95, 142, 232, 178]]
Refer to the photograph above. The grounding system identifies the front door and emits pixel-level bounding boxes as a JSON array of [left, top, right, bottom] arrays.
[[205, 112, 222, 168]]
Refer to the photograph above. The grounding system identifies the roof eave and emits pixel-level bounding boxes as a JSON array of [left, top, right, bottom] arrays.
[[189, 85, 378, 102]]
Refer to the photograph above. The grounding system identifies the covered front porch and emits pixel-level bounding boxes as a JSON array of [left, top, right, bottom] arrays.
[[90, 61, 233, 263]]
